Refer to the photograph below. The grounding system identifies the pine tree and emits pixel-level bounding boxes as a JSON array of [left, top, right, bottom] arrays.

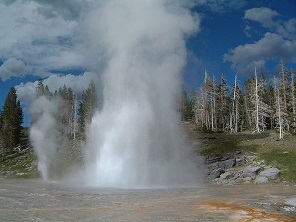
[[0, 108, 3, 153], [55, 85, 77, 140], [36, 79, 45, 97], [194, 87, 206, 128], [0, 87, 23, 153], [210, 76, 218, 131], [217, 76, 230, 131], [289, 71, 296, 133], [78, 80, 97, 137], [265, 85, 276, 129], [180, 89, 194, 121]]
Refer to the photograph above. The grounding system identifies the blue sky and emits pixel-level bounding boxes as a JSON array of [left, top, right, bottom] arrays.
[[183, 0, 296, 90], [0, 0, 296, 126]]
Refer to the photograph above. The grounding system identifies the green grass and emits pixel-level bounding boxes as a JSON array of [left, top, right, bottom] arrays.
[[260, 151, 296, 183], [0, 137, 83, 180], [195, 129, 296, 183], [197, 131, 267, 156], [0, 149, 39, 179]]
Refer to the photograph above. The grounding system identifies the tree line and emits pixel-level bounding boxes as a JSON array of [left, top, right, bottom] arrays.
[[180, 60, 296, 139], [34, 79, 97, 141], [0, 79, 97, 155], [0, 87, 23, 154], [1, 60, 294, 155]]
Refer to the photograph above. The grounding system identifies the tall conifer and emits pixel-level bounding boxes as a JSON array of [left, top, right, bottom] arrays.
[[0, 87, 23, 152]]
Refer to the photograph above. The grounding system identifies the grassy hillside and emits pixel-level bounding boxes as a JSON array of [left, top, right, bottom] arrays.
[[194, 128, 296, 183], [0, 127, 38, 178], [0, 149, 38, 178], [1, 124, 296, 184]]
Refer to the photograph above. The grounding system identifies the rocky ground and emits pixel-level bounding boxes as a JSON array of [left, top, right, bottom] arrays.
[[182, 122, 295, 186], [205, 153, 282, 185], [1, 124, 296, 221], [0, 124, 293, 187]]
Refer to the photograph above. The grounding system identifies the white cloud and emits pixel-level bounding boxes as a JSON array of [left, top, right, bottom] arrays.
[[192, 0, 247, 13], [224, 33, 296, 75], [244, 7, 279, 28], [244, 7, 296, 40], [15, 71, 98, 106], [226, 7, 296, 75], [279, 18, 296, 40], [42, 71, 97, 93], [15, 81, 36, 106], [0, 0, 86, 80], [244, 24, 252, 38], [0, 58, 32, 81]]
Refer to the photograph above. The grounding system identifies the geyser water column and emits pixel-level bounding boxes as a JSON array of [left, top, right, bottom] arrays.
[[83, 0, 201, 188]]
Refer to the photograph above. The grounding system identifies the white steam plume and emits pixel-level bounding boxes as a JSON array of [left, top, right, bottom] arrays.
[[82, 0, 202, 188], [29, 96, 60, 180]]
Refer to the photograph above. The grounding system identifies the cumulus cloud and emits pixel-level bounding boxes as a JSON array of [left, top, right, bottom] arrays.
[[15, 71, 97, 106], [225, 7, 296, 75], [244, 7, 296, 40], [278, 18, 296, 40], [224, 32, 296, 75], [31, 0, 91, 20], [244, 7, 279, 29], [0, 58, 32, 81], [0, 0, 86, 80]]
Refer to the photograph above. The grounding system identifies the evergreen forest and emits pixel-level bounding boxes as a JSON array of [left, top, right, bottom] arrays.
[[0, 80, 97, 157], [0, 87, 23, 154], [1, 60, 295, 157]]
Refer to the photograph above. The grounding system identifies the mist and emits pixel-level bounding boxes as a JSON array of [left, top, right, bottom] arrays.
[[82, 0, 203, 188], [29, 96, 61, 180], [29, 0, 204, 188]]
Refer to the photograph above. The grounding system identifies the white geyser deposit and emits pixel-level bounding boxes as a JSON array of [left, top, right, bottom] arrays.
[[83, 0, 202, 188], [30, 0, 203, 188]]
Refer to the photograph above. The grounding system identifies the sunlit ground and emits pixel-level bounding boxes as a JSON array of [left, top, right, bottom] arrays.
[[0, 179, 295, 221]]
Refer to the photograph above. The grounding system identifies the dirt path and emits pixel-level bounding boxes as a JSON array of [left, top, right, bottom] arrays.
[[1, 179, 296, 221]]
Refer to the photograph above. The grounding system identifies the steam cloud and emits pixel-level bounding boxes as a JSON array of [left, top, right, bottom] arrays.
[[30, 96, 60, 180], [82, 0, 202, 188], [29, 0, 204, 188]]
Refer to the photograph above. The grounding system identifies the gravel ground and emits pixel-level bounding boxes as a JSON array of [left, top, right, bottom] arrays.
[[1, 179, 296, 221]]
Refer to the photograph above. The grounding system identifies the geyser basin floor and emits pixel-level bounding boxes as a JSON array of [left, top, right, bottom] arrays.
[[0, 179, 296, 221]]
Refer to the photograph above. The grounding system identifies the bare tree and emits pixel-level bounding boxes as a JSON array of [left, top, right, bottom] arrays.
[[274, 76, 286, 139], [230, 75, 241, 133], [250, 67, 271, 133], [194, 87, 206, 128]]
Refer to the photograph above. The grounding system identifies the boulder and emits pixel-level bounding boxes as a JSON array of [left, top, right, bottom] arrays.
[[219, 159, 236, 169], [221, 156, 230, 161], [255, 176, 269, 184], [206, 156, 222, 164], [209, 168, 225, 179], [208, 162, 220, 170], [220, 172, 233, 180], [259, 168, 281, 180], [235, 157, 245, 166], [243, 177, 253, 182], [242, 167, 261, 179]]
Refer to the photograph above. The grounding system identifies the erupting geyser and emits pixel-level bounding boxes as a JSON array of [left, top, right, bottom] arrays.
[[30, 0, 203, 188], [83, 0, 202, 188]]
